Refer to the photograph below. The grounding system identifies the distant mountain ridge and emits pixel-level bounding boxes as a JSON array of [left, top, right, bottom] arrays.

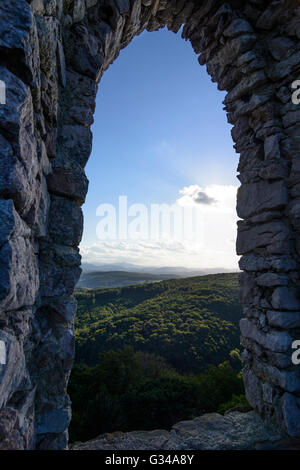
[[79, 263, 239, 288], [80, 262, 208, 275], [77, 270, 181, 289]]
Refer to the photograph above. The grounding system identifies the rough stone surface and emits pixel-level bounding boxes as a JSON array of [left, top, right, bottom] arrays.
[[0, 0, 300, 450], [71, 411, 300, 450]]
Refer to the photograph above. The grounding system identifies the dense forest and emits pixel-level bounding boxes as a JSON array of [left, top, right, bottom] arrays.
[[69, 273, 249, 443], [74, 273, 242, 373], [69, 348, 248, 442]]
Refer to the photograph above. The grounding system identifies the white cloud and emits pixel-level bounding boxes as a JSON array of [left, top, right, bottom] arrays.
[[80, 184, 240, 270], [178, 185, 217, 206], [177, 184, 237, 212]]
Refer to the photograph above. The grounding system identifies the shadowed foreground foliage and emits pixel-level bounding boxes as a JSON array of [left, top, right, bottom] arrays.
[[69, 347, 248, 442]]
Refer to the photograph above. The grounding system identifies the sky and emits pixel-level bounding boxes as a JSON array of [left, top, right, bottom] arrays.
[[80, 27, 240, 271]]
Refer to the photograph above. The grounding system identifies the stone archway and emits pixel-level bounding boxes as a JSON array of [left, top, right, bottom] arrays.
[[0, 0, 300, 450]]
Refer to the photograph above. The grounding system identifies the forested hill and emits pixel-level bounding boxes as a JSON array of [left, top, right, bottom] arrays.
[[74, 273, 242, 373], [76, 270, 180, 289]]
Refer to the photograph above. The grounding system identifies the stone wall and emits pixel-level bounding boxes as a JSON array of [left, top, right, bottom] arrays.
[[0, 0, 300, 449]]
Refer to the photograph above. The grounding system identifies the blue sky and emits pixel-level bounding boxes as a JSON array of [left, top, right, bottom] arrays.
[[80, 27, 240, 270]]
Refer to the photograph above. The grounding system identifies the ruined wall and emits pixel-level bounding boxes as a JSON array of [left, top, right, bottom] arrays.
[[0, 0, 300, 449]]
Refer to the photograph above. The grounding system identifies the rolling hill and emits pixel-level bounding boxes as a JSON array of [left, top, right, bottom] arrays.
[[74, 273, 242, 373], [76, 270, 180, 289]]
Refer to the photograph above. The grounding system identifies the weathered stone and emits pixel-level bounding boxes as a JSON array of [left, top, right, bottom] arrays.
[[0, 238, 39, 310], [259, 162, 288, 181], [0, 331, 26, 409], [56, 125, 93, 168], [57, 40, 67, 88], [71, 410, 292, 450], [256, 273, 288, 288], [39, 254, 81, 298], [288, 202, 300, 231], [0, 0, 300, 450], [243, 367, 264, 414], [262, 382, 276, 405], [68, 27, 103, 80], [225, 70, 267, 104], [268, 51, 300, 81], [268, 37, 295, 61], [41, 297, 77, 324], [36, 407, 71, 434], [36, 15, 59, 78], [37, 429, 68, 450], [48, 196, 83, 247], [0, 0, 40, 84], [10, 387, 36, 431], [237, 181, 288, 219], [264, 135, 281, 160], [237, 221, 289, 255], [238, 254, 297, 273], [282, 393, 300, 438], [30, 0, 44, 14], [265, 350, 291, 370], [0, 200, 29, 248], [272, 287, 300, 311], [224, 19, 254, 38], [267, 311, 300, 329], [86, 0, 98, 8], [73, 0, 86, 23], [207, 34, 257, 84], [282, 110, 300, 129], [115, 0, 131, 15], [0, 68, 39, 216], [47, 167, 89, 204], [252, 358, 300, 393], [32, 174, 51, 239], [0, 200, 39, 310], [240, 318, 293, 353], [0, 407, 18, 440]]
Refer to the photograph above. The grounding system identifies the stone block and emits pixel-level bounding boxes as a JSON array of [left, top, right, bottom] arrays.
[[0, 68, 39, 217], [48, 196, 83, 247], [252, 358, 300, 393], [243, 367, 264, 413], [115, 0, 131, 15], [47, 167, 89, 204], [69, 26, 103, 80], [73, 0, 86, 23], [272, 287, 300, 311], [240, 318, 293, 353], [57, 40, 67, 88], [256, 273, 288, 288], [268, 37, 295, 61], [39, 262, 81, 298], [36, 407, 71, 435], [267, 310, 300, 329], [56, 125, 93, 168], [281, 392, 300, 437], [0, 330, 25, 409], [0, 0, 39, 84], [262, 382, 276, 404], [0, 200, 39, 310], [223, 19, 253, 38], [264, 135, 281, 160], [41, 297, 77, 324], [237, 221, 289, 255], [237, 180, 288, 219]]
